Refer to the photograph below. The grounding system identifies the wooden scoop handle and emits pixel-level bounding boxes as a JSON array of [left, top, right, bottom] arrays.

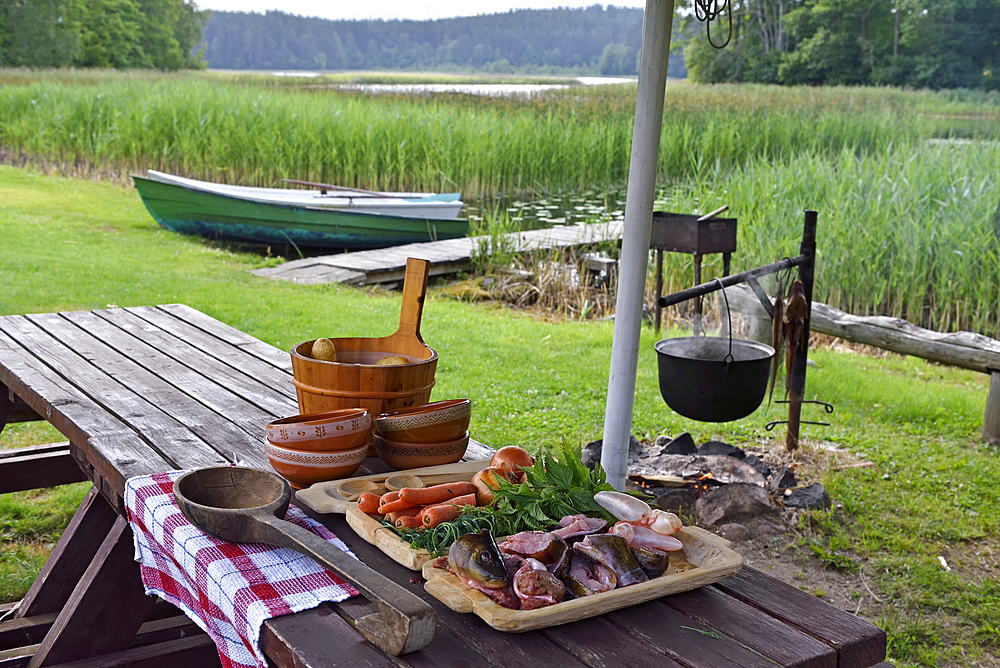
[[397, 257, 430, 343], [255, 514, 435, 655]]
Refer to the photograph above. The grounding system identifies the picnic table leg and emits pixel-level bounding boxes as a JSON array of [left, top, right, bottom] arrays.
[[27, 514, 154, 667], [17, 485, 118, 618], [0, 383, 43, 434]]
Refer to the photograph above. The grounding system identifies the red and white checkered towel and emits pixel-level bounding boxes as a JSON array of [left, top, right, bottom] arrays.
[[125, 470, 359, 668]]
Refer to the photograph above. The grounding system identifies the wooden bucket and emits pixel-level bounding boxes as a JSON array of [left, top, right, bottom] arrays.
[[290, 258, 438, 423]]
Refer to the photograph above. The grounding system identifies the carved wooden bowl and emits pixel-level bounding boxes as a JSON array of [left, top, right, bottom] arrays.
[[264, 439, 368, 489], [266, 408, 372, 452], [373, 432, 469, 471], [375, 399, 471, 444]]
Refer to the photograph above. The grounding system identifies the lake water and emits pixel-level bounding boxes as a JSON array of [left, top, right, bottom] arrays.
[[265, 73, 640, 231], [268, 74, 637, 98], [466, 187, 628, 230]]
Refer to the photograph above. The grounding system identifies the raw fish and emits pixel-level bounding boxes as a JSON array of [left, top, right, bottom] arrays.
[[610, 522, 683, 551], [563, 554, 616, 597], [551, 514, 608, 540], [499, 531, 570, 577], [573, 534, 648, 587], [594, 491, 650, 522], [631, 546, 671, 578], [448, 530, 509, 590], [513, 559, 565, 609]]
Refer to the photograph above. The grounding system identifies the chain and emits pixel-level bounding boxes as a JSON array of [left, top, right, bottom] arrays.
[[694, 0, 733, 49]]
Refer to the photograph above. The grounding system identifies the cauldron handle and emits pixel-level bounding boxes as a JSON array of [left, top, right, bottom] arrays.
[[714, 278, 735, 371]]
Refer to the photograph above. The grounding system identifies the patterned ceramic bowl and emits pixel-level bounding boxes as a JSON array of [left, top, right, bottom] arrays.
[[375, 399, 471, 444], [266, 408, 372, 452], [373, 431, 469, 471], [264, 439, 368, 489]]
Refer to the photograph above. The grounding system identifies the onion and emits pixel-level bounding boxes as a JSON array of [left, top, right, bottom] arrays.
[[490, 446, 534, 483], [471, 467, 504, 506]]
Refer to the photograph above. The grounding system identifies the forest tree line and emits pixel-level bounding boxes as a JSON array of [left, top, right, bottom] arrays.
[[684, 0, 999, 90], [3, 0, 997, 90], [0, 0, 207, 69], [200, 6, 664, 76]]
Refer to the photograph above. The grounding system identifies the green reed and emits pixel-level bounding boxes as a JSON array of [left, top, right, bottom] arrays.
[[658, 141, 1000, 337], [1, 71, 997, 334], [0, 74, 947, 195]]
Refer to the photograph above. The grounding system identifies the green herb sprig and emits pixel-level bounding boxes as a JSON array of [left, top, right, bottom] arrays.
[[388, 506, 519, 557], [490, 441, 617, 532], [388, 441, 617, 556]]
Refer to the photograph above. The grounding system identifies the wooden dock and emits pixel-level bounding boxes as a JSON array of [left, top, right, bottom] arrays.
[[251, 220, 624, 286]]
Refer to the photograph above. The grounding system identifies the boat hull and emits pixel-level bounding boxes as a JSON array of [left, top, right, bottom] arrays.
[[133, 176, 470, 250], [144, 170, 464, 217]]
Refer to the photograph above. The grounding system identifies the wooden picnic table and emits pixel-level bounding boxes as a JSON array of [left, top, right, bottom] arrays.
[[0, 304, 892, 668]]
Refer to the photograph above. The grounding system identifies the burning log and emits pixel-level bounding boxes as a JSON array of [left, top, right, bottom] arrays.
[[628, 454, 767, 492]]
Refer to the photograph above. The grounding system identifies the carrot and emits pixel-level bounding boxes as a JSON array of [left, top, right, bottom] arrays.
[[379, 490, 400, 506], [357, 492, 381, 514], [399, 482, 476, 506], [379, 498, 418, 514], [439, 493, 476, 508], [420, 503, 463, 528], [385, 506, 423, 523], [395, 515, 424, 530]]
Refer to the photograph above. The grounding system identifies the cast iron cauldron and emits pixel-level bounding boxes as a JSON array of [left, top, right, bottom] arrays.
[[654, 336, 775, 423]]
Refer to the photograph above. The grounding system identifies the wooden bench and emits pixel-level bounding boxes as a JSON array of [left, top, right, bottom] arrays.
[[0, 304, 891, 668]]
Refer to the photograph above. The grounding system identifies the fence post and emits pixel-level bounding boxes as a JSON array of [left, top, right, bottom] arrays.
[[984, 370, 1000, 445]]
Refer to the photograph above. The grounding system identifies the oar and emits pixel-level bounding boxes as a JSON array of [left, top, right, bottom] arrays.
[[282, 179, 419, 199], [173, 466, 436, 656]]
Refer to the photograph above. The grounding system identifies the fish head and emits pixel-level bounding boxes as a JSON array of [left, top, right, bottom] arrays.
[[448, 530, 509, 589]]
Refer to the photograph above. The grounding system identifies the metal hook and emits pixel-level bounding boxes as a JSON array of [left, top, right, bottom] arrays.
[[775, 399, 835, 414], [714, 277, 734, 369], [765, 420, 830, 431]]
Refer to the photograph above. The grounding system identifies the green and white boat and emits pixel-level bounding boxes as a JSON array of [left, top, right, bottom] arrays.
[[133, 170, 468, 250]]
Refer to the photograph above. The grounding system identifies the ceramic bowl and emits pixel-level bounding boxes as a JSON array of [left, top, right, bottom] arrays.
[[373, 431, 469, 471], [264, 439, 368, 489], [375, 399, 471, 444], [266, 408, 372, 452]]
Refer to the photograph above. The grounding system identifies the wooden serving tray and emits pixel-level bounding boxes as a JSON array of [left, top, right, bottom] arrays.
[[295, 460, 486, 570], [422, 525, 743, 632]]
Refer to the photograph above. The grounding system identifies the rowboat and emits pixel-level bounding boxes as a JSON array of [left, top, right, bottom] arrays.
[[132, 170, 469, 250]]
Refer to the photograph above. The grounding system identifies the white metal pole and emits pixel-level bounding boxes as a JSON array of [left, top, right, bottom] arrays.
[[600, 0, 675, 490]]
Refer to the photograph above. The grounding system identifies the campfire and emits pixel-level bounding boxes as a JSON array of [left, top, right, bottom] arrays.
[[628, 472, 724, 499]]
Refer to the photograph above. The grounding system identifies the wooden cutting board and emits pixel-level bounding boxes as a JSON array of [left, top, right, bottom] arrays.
[[422, 525, 743, 632], [295, 460, 487, 570], [295, 460, 486, 514]]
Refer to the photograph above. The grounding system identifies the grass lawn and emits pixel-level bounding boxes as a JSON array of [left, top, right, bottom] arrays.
[[0, 166, 997, 666]]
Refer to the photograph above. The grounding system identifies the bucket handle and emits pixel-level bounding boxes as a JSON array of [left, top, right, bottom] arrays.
[[397, 258, 430, 343], [714, 278, 735, 369]]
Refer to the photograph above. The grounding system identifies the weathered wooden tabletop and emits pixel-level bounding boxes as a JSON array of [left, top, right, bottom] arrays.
[[0, 304, 890, 668]]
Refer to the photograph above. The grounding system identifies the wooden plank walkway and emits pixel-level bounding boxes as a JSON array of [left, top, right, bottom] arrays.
[[250, 220, 624, 286]]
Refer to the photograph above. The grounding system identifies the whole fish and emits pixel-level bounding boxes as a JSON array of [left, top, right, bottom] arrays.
[[448, 530, 509, 590], [783, 280, 809, 396]]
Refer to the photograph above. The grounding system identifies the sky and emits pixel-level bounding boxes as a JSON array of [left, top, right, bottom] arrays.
[[193, 1, 647, 22]]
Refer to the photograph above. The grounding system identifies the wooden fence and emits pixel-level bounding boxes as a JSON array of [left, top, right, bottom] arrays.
[[724, 284, 1000, 444]]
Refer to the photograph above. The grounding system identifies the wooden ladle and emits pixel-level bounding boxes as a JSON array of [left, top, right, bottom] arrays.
[[173, 466, 436, 656]]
